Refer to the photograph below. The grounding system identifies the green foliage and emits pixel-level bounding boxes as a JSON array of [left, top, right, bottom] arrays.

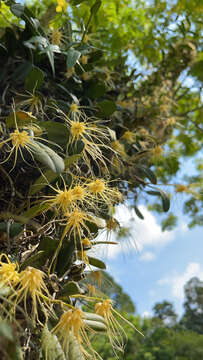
[[0, 0, 203, 358], [180, 277, 203, 334], [91, 282, 203, 359], [153, 301, 177, 324], [161, 214, 178, 231]]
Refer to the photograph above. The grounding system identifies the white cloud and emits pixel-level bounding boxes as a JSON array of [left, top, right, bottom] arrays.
[[115, 205, 174, 252], [179, 222, 188, 232], [93, 204, 175, 259], [140, 251, 156, 262], [158, 262, 203, 300], [142, 311, 152, 318]]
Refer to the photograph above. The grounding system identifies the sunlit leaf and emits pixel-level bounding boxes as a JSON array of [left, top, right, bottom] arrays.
[[90, 0, 102, 16], [25, 66, 44, 92], [58, 281, 82, 297], [29, 154, 81, 195], [10, 4, 24, 17], [87, 256, 106, 269], [66, 48, 81, 69]]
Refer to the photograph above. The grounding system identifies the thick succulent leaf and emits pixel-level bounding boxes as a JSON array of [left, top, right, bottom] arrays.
[[84, 319, 107, 332], [86, 81, 106, 99], [41, 121, 69, 147], [25, 66, 44, 92], [55, 240, 76, 276], [98, 100, 116, 116], [159, 190, 170, 212], [83, 312, 106, 324], [68, 140, 85, 156], [134, 205, 144, 220], [41, 326, 66, 360], [147, 189, 170, 212], [87, 256, 106, 269], [38, 237, 59, 254], [34, 141, 65, 173], [70, 0, 87, 4], [90, 0, 102, 16], [0, 322, 13, 341], [20, 251, 45, 270], [11, 61, 32, 84], [135, 165, 157, 185], [68, 334, 85, 360], [0, 222, 23, 237], [10, 4, 24, 17], [29, 154, 80, 195], [66, 48, 81, 69], [21, 203, 50, 220], [28, 141, 65, 173], [58, 281, 82, 297]]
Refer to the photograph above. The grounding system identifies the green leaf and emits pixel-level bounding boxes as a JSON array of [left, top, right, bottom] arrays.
[[68, 140, 85, 155], [11, 61, 33, 84], [147, 189, 170, 212], [38, 237, 59, 254], [0, 322, 13, 341], [42, 121, 69, 148], [41, 326, 66, 360], [0, 222, 23, 237], [56, 240, 75, 276], [190, 59, 203, 82], [83, 312, 106, 324], [58, 281, 82, 297], [68, 334, 85, 360], [20, 251, 45, 270], [70, 0, 87, 4], [98, 100, 116, 116], [83, 319, 107, 332], [161, 214, 177, 231], [66, 49, 81, 69], [86, 82, 106, 99], [147, 190, 161, 196], [21, 203, 50, 220], [135, 165, 157, 184], [0, 222, 8, 233], [87, 256, 106, 269], [0, 43, 7, 51], [90, 0, 102, 16], [88, 50, 103, 63], [159, 190, 170, 212], [39, 44, 61, 76], [10, 4, 24, 18], [9, 223, 23, 237], [28, 141, 65, 173], [29, 154, 80, 196], [44, 46, 55, 77], [35, 142, 65, 173], [134, 205, 144, 220], [25, 36, 48, 48], [6, 111, 37, 128], [25, 66, 44, 92]]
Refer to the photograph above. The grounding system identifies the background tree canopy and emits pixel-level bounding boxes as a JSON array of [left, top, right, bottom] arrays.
[[0, 0, 202, 358], [91, 276, 203, 359]]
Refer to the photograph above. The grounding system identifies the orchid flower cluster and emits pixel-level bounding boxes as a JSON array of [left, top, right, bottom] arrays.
[[0, 97, 141, 359]]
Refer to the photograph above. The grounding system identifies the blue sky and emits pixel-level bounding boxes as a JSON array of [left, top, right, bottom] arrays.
[[90, 154, 203, 318], [94, 203, 202, 318]]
